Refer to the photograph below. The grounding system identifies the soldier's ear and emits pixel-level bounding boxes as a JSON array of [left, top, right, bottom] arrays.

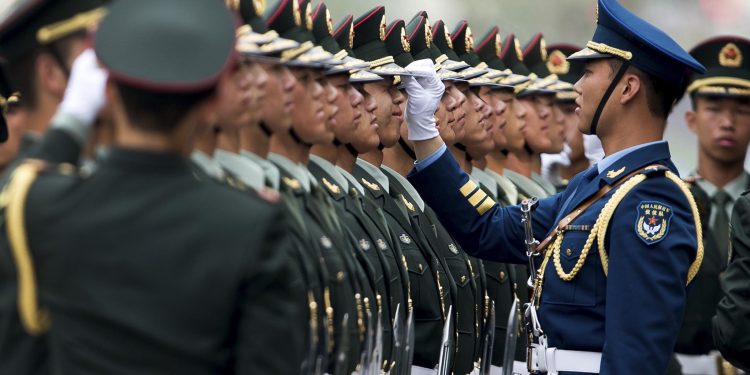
[[685, 110, 697, 134], [36, 52, 68, 99], [618, 73, 641, 106]]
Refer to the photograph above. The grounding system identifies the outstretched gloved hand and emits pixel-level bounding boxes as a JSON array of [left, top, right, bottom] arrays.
[[58, 48, 108, 126], [403, 59, 445, 141]]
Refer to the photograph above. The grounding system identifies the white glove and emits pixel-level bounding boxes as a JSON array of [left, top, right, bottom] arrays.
[[58, 48, 108, 126], [403, 59, 445, 141]]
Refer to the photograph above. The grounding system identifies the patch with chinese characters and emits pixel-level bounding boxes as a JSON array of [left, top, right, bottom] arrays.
[[635, 201, 673, 245]]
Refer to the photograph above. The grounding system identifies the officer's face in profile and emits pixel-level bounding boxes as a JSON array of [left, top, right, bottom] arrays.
[[445, 82, 467, 142], [574, 59, 612, 135], [686, 95, 750, 164], [214, 60, 255, 131], [545, 98, 566, 153], [259, 61, 297, 132], [363, 80, 392, 131], [555, 101, 585, 163], [349, 85, 380, 153], [321, 77, 339, 130], [290, 67, 333, 144], [519, 94, 554, 154], [247, 61, 269, 126], [462, 86, 494, 158], [436, 85, 458, 145], [480, 87, 510, 149], [327, 74, 361, 145], [380, 84, 406, 147], [503, 94, 528, 154]]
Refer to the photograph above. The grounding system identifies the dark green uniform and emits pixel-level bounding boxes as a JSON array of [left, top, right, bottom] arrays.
[[353, 160, 451, 369], [714, 191, 750, 371]]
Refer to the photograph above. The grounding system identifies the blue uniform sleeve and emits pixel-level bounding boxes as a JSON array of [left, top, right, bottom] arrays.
[[413, 144, 447, 171], [408, 148, 563, 264], [599, 176, 696, 374]]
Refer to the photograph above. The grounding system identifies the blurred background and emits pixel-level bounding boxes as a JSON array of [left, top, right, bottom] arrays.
[[323, 0, 750, 173]]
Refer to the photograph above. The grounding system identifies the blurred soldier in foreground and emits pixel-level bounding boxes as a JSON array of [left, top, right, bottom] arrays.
[[0, 0, 304, 373]]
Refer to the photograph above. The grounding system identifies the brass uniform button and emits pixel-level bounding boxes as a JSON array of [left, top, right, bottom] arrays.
[[566, 248, 573, 257], [499, 271, 506, 280], [336, 271, 345, 282]]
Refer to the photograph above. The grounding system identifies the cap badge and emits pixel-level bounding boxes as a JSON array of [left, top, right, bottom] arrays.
[[348, 23, 355, 49], [719, 42, 742, 68], [546, 50, 570, 75], [379, 15, 387, 41], [514, 37, 523, 62], [445, 27, 453, 49], [304, 2, 313, 31], [540, 38, 548, 61], [292, 0, 301, 26], [494, 34, 502, 58], [425, 21, 433, 48], [325, 9, 334, 35], [401, 27, 411, 52], [465, 26, 474, 53], [253, 0, 266, 16]]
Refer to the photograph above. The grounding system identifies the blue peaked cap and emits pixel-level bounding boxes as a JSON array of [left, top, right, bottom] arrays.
[[568, 0, 706, 86]]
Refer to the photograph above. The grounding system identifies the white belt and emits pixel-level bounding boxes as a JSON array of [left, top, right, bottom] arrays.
[[411, 365, 436, 374], [675, 352, 719, 375], [490, 361, 530, 375], [531, 345, 601, 374]]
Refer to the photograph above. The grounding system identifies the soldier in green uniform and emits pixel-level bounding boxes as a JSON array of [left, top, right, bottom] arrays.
[[0, 1, 109, 373], [0, 0, 305, 373], [545, 43, 592, 182], [306, 4, 405, 370], [523, 33, 574, 193], [714, 192, 750, 372], [0, 0, 108, 182], [678, 36, 750, 375], [499, 33, 558, 200], [264, 1, 368, 372]]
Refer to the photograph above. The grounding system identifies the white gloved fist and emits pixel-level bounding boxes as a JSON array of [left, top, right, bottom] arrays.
[[58, 48, 108, 126], [403, 59, 445, 141]]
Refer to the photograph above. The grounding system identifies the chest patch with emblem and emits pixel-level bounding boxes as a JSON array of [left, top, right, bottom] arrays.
[[399, 233, 412, 244], [635, 201, 673, 245]]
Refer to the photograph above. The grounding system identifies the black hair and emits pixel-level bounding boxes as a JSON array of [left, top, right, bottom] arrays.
[[607, 59, 682, 119], [116, 82, 215, 132]]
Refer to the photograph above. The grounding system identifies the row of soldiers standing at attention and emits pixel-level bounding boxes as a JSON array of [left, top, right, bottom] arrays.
[[0, 0, 748, 374]]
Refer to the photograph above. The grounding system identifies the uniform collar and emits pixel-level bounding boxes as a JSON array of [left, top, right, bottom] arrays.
[[694, 170, 750, 202], [382, 165, 425, 212], [356, 158, 390, 192], [190, 150, 225, 179], [309, 154, 349, 191], [596, 140, 665, 175], [240, 150, 281, 189], [337, 166, 365, 196], [485, 169, 519, 205], [213, 149, 265, 191], [105, 147, 191, 173], [470, 168, 498, 198], [268, 153, 312, 192]]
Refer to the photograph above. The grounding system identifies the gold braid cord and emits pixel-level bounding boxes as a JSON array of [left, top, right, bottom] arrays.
[[535, 170, 705, 302], [4, 162, 50, 335], [596, 171, 704, 285]]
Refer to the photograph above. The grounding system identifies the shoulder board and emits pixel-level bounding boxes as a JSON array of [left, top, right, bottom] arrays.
[[640, 164, 669, 177]]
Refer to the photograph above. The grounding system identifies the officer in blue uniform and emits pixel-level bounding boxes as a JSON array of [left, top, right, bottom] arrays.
[[401, 0, 705, 373]]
